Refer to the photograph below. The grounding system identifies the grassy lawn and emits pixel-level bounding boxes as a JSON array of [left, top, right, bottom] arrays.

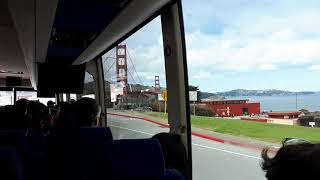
[[144, 111, 320, 143]]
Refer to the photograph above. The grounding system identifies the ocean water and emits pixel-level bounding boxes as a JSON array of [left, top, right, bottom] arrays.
[[226, 94, 320, 112]]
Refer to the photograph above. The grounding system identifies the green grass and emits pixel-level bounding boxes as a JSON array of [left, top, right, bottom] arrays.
[[144, 112, 320, 143]]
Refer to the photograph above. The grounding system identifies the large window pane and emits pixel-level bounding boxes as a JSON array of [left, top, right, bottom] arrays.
[[102, 17, 168, 139], [0, 91, 14, 106], [16, 91, 55, 105], [81, 71, 95, 99], [182, 1, 320, 180]]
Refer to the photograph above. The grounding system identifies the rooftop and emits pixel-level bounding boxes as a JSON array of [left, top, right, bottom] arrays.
[[267, 111, 302, 116]]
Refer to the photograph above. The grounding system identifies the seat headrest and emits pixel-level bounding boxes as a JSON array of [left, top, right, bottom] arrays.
[[105, 139, 165, 178], [161, 169, 185, 180], [79, 127, 113, 143]]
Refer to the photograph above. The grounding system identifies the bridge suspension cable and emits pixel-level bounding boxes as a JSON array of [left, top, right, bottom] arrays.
[[127, 48, 143, 85]]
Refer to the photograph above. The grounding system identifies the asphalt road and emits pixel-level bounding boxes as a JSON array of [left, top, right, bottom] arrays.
[[107, 114, 266, 180]]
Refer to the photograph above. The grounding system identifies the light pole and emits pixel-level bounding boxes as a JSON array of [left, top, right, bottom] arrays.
[[295, 92, 298, 110]]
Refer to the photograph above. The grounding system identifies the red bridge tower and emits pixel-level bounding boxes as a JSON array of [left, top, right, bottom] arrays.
[[116, 44, 128, 92]]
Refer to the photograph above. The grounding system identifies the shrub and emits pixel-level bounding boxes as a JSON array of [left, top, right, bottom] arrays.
[[150, 102, 167, 113], [191, 105, 215, 117], [298, 116, 320, 128], [150, 102, 215, 117]]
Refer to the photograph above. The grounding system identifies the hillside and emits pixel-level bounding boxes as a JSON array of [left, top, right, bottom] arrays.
[[216, 89, 316, 96], [83, 82, 224, 100]]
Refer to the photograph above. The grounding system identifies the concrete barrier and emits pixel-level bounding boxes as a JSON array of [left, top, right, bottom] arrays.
[[267, 118, 298, 125], [240, 117, 268, 123]]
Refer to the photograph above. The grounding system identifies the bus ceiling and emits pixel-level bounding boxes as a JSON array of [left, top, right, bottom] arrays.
[[0, 0, 173, 89]]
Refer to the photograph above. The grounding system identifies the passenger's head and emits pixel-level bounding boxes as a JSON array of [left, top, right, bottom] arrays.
[[74, 98, 101, 127], [27, 101, 50, 132], [16, 99, 29, 108], [70, 99, 76, 104], [54, 102, 74, 129], [262, 140, 320, 180]]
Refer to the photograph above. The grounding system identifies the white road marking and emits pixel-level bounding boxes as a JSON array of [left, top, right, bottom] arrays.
[[109, 124, 262, 160], [192, 143, 262, 160], [109, 124, 154, 136]]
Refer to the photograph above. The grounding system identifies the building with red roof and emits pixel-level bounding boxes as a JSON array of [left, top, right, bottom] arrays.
[[201, 99, 260, 117], [266, 111, 302, 125], [267, 111, 302, 119]]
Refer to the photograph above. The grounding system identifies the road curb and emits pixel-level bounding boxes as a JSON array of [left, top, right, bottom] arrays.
[[107, 112, 276, 152], [107, 112, 170, 128]]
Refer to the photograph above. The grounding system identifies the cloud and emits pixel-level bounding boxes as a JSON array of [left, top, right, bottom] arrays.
[[185, 28, 320, 72], [102, 17, 167, 86], [183, 1, 320, 74], [258, 64, 277, 71], [192, 71, 212, 79], [308, 65, 320, 71], [102, 1, 320, 91]]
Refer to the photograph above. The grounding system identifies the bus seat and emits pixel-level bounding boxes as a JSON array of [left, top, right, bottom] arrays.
[[0, 130, 27, 156], [47, 127, 113, 180], [152, 133, 188, 176], [104, 138, 165, 180], [0, 106, 27, 130], [161, 169, 185, 180], [79, 127, 113, 143], [78, 127, 113, 179], [0, 147, 23, 180], [25, 131, 49, 180]]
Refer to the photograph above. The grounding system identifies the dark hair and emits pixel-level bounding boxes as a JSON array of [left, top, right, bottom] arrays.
[[16, 98, 29, 108], [47, 100, 55, 108], [261, 143, 320, 180], [27, 101, 50, 132], [74, 98, 101, 127]]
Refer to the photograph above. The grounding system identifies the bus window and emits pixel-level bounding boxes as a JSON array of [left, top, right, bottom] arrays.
[[70, 94, 77, 101], [16, 91, 55, 105], [81, 71, 95, 99], [16, 91, 37, 101], [103, 16, 169, 139], [182, 1, 320, 180], [62, 94, 67, 102], [0, 91, 14, 106]]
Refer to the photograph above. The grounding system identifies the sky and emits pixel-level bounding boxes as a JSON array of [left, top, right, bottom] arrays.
[[103, 0, 320, 93]]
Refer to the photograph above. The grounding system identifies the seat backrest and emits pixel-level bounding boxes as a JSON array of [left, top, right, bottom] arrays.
[[25, 131, 49, 180], [47, 127, 113, 180], [0, 130, 26, 155], [79, 127, 113, 144], [78, 127, 113, 179], [104, 138, 165, 179], [152, 133, 188, 176], [0, 147, 23, 180], [47, 129, 80, 180], [161, 169, 185, 180]]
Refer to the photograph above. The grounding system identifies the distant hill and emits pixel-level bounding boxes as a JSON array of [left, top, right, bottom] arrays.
[[200, 92, 225, 100], [216, 89, 316, 96], [83, 82, 225, 100]]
